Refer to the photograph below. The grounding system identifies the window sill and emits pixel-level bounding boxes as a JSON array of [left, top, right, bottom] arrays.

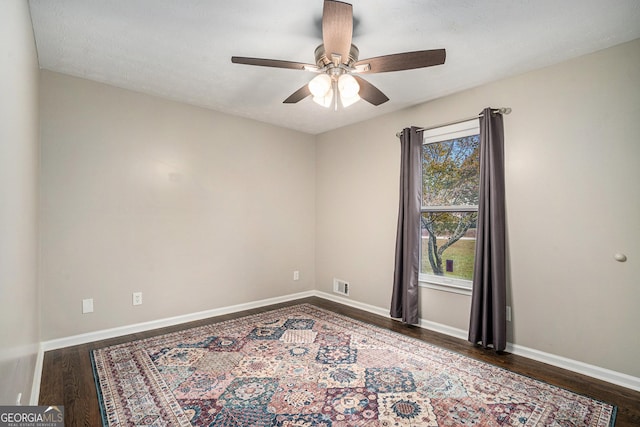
[[419, 277, 472, 296]]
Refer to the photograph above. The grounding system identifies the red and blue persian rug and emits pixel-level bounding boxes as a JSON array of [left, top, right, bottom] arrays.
[[91, 304, 616, 426]]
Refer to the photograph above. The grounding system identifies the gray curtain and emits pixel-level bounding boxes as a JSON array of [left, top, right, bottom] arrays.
[[390, 127, 422, 325], [468, 108, 507, 351]]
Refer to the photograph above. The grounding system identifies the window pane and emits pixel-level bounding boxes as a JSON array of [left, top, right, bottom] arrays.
[[421, 212, 477, 281], [422, 135, 480, 207]]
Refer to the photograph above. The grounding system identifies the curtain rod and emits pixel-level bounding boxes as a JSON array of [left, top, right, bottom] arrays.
[[396, 107, 511, 138]]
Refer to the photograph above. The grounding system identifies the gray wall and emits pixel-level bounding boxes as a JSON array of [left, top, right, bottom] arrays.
[[0, 1, 40, 405], [316, 39, 640, 378], [39, 71, 316, 340]]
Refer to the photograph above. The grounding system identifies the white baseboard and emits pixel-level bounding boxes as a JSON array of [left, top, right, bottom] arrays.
[[312, 291, 640, 392], [40, 291, 315, 352], [313, 291, 389, 318], [418, 319, 468, 341], [504, 342, 640, 392], [315, 291, 469, 340], [29, 344, 44, 405], [33, 291, 309, 404], [34, 290, 640, 397]]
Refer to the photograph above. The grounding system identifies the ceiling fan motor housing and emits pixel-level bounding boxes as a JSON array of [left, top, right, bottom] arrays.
[[314, 44, 360, 68]]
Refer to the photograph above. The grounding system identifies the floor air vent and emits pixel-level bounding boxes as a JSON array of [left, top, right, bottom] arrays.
[[333, 278, 350, 296]]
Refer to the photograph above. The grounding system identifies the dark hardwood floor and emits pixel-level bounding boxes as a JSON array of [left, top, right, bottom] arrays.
[[39, 296, 640, 426]]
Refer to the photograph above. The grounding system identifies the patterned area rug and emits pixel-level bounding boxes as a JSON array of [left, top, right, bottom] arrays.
[[91, 304, 616, 426]]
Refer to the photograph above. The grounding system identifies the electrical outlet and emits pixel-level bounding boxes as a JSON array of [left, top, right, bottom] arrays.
[[506, 306, 512, 322], [132, 292, 142, 306], [82, 298, 94, 314], [293, 270, 300, 281]]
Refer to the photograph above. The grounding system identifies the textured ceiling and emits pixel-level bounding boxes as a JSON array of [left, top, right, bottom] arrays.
[[29, 0, 640, 135]]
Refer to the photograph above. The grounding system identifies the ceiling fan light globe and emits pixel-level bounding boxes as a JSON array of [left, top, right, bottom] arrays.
[[340, 92, 360, 108], [338, 74, 360, 98], [308, 74, 332, 97], [313, 89, 333, 108]]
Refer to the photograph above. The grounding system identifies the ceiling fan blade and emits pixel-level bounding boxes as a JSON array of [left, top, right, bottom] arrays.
[[232, 56, 316, 71], [353, 75, 389, 106], [283, 85, 312, 104], [354, 49, 446, 73], [322, 0, 353, 64]]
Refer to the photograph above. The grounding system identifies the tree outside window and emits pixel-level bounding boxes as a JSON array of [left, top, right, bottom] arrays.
[[421, 121, 479, 288]]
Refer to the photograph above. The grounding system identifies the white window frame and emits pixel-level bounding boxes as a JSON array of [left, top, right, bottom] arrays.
[[419, 119, 480, 296]]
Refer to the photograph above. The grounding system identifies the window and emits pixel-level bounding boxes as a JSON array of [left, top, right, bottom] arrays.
[[420, 119, 480, 294]]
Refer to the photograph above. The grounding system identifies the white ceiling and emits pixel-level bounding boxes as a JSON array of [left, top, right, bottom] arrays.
[[29, 0, 640, 135]]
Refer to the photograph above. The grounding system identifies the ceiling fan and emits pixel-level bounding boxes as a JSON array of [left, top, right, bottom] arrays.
[[231, 0, 446, 109]]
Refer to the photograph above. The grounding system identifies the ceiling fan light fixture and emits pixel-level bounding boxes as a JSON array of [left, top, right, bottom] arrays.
[[337, 74, 359, 98], [340, 91, 360, 108], [313, 89, 334, 108], [308, 74, 332, 98]]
